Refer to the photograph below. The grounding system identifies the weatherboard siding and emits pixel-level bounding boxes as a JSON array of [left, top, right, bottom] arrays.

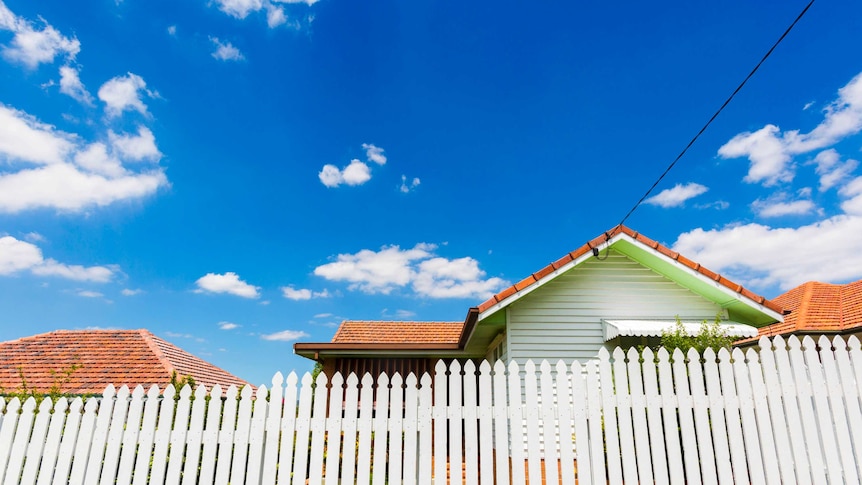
[[506, 251, 723, 364]]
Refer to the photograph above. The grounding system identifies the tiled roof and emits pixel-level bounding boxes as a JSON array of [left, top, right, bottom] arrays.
[[331, 321, 463, 344], [0, 329, 249, 395], [477, 224, 783, 315], [755, 279, 862, 337]]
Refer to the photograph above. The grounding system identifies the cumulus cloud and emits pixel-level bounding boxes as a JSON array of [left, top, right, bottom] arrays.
[[314, 243, 508, 299], [645, 182, 708, 208], [0, 2, 79, 69], [218, 321, 240, 330], [319, 159, 371, 188], [719, 72, 862, 186], [195, 272, 260, 298], [98, 73, 155, 118], [750, 193, 816, 218], [210, 0, 315, 28], [77, 290, 103, 298], [813, 149, 858, 192], [121, 288, 143, 296], [362, 143, 386, 165], [260, 329, 310, 341], [0, 235, 115, 282], [266, 5, 287, 27], [281, 286, 329, 300], [0, 104, 168, 213], [59, 65, 93, 104], [400, 175, 420, 193], [210, 37, 245, 61]]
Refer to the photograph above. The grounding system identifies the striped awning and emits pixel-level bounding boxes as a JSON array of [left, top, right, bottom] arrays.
[[602, 319, 759, 342]]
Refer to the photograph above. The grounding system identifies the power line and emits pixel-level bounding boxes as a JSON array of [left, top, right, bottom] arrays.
[[616, 0, 816, 229]]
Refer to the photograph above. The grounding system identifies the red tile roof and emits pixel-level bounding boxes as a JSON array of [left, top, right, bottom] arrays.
[[332, 321, 463, 344], [0, 329, 249, 395], [477, 225, 783, 315], [755, 279, 862, 337]]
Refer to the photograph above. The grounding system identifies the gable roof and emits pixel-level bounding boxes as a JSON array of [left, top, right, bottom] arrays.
[[0, 329, 249, 395], [476, 225, 784, 324], [754, 279, 862, 337], [295, 225, 783, 359]]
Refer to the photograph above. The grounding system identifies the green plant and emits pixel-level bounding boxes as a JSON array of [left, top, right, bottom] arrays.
[[0, 362, 85, 406], [661, 314, 735, 356]]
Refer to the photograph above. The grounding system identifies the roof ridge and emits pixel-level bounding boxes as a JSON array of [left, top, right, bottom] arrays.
[[797, 281, 815, 329], [140, 329, 177, 376]]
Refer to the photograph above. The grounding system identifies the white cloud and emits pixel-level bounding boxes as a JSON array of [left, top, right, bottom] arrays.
[[210, 37, 245, 62], [266, 5, 286, 27], [167, 25, 177, 36], [0, 235, 115, 282], [22, 232, 45, 243], [719, 72, 862, 186], [362, 143, 386, 165], [214, 0, 263, 18], [59, 65, 93, 105], [121, 288, 143, 296], [281, 286, 329, 300], [319, 159, 371, 188], [77, 290, 103, 298], [109, 126, 161, 161], [751, 194, 816, 218], [400, 175, 420, 193], [813, 149, 858, 192], [195, 272, 260, 298], [261, 329, 310, 341], [645, 182, 708, 208], [0, 104, 168, 213], [218, 321, 240, 330], [97, 73, 154, 117], [0, 3, 79, 69], [314, 243, 508, 299]]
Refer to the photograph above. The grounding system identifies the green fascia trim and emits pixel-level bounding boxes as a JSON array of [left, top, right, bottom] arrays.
[[612, 239, 779, 327]]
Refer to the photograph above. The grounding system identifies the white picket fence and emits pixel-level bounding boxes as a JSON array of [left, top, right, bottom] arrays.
[[2, 335, 862, 484]]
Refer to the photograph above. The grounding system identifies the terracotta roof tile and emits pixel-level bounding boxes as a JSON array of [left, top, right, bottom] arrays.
[[331, 321, 463, 344], [0, 329, 249, 395], [477, 225, 783, 315], [751, 279, 862, 339]]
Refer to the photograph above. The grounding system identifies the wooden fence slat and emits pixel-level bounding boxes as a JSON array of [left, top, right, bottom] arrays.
[[51, 398, 83, 485], [716, 348, 749, 484], [641, 348, 668, 485], [214, 385, 240, 485], [0, 398, 15, 484], [819, 335, 859, 483], [372, 373, 391, 485], [507, 361, 526, 485], [276, 374, 298, 485], [523, 361, 543, 485], [702, 348, 732, 485], [798, 336, 840, 483], [491, 361, 510, 485], [538, 361, 560, 485], [165, 385, 193, 484], [181, 385, 209, 485], [743, 348, 781, 485], [555, 361, 576, 485], [293, 376, 315, 484], [355, 373, 375, 485], [656, 348, 684, 485], [309, 372, 330, 484], [198, 384, 224, 485], [99, 385, 131, 485], [417, 373, 433, 485], [598, 348, 622, 484], [671, 348, 700, 485], [261, 373, 285, 485], [32, 398, 68, 485], [114, 386, 145, 485], [246, 385, 270, 484], [132, 385, 162, 485], [433, 361, 447, 485], [627, 347, 655, 485], [773, 336, 813, 484], [229, 384, 255, 485], [340, 373, 360, 485], [19, 398, 53, 485], [68, 398, 100, 485], [463, 361, 480, 485], [758, 338, 797, 484], [324, 373, 345, 485], [585, 360, 606, 485], [389, 373, 405, 485], [730, 348, 766, 485], [687, 348, 717, 485], [4, 397, 36, 485], [402, 373, 418, 485], [612, 347, 638, 484], [449, 360, 464, 485], [83, 385, 117, 484], [833, 336, 862, 480]]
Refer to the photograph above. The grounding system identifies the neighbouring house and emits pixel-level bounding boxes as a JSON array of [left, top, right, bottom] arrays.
[[295, 225, 785, 379], [0, 329, 249, 396], [738, 278, 862, 344]]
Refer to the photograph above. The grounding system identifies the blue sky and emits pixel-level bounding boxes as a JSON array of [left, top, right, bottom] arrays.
[[1, 0, 861, 385]]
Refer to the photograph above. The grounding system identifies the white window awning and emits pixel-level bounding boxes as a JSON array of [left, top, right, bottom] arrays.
[[602, 319, 759, 342]]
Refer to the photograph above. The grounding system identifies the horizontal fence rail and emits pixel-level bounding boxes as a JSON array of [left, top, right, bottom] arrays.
[[2, 335, 862, 484]]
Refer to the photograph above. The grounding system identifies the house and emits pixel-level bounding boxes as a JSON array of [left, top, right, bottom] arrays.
[[0, 329, 249, 395], [295, 225, 785, 378], [739, 278, 862, 343]]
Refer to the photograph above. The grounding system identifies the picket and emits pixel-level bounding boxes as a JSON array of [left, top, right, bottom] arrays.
[[4, 339, 862, 485]]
